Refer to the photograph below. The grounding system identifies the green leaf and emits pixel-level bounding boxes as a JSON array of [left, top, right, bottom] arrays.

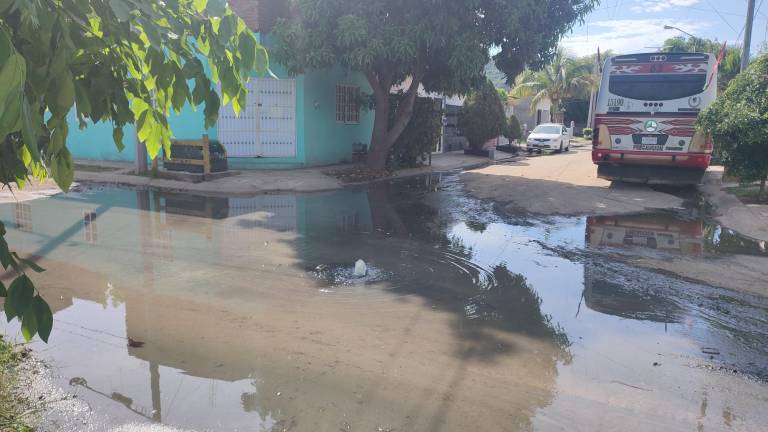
[[192, 77, 210, 105], [49, 122, 68, 155], [21, 98, 41, 162], [0, 0, 12, 16], [0, 88, 22, 141], [0, 280, 6, 297], [193, 0, 208, 13], [109, 0, 133, 21], [21, 302, 38, 341], [206, 0, 226, 17], [113, 126, 125, 152], [33, 296, 53, 343], [0, 237, 13, 270], [55, 72, 76, 114], [74, 81, 92, 115], [171, 76, 189, 112], [11, 252, 45, 273], [0, 51, 25, 140], [239, 32, 256, 71], [50, 147, 74, 191], [6, 275, 33, 322], [254, 47, 269, 76], [203, 90, 220, 129]]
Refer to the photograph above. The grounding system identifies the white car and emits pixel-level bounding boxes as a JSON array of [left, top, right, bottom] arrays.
[[526, 123, 570, 153]]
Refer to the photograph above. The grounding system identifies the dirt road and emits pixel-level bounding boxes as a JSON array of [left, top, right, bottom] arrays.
[[463, 146, 686, 215]]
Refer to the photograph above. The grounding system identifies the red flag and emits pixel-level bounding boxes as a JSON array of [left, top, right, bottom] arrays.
[[705, 41, 727, 90]]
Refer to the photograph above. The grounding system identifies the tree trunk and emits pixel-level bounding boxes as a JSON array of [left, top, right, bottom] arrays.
[[364, 71, 422, 171]]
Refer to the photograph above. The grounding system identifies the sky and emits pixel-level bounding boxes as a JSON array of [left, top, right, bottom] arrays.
[[561, 0, 768, 57]]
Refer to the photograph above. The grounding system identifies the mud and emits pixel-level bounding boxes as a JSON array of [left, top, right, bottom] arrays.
[[0, 175, 766, 431]]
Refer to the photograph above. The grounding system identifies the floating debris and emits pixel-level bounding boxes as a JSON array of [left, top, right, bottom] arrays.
[[353, 259, 367, 277]]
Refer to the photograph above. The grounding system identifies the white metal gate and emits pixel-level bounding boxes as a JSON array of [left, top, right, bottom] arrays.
[[217, 78, 296, 158]]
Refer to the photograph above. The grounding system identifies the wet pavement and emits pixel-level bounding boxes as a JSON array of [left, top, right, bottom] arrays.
[[1, 175, 767, 431]]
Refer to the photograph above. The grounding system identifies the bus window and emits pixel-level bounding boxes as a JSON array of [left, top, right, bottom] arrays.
[[609, 73, 706, 101]]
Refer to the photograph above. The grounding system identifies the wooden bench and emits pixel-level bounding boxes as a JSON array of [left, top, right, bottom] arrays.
[[163, 135, 228, 175]]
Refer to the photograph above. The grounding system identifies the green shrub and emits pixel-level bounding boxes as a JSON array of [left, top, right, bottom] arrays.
[[505, 114, 522, 140], [582, 127, 593, 139], [460, 80, 507, 150], [698, 54, 768, 197], [389, 96, 443, 168]]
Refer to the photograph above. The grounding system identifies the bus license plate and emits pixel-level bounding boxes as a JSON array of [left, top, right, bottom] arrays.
[[641, 136, 658, 145]]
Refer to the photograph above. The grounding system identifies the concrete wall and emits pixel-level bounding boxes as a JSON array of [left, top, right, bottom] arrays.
[[67, 113, 137, 162], [511, 96, 552, 134], [302, 66, 374, 166]]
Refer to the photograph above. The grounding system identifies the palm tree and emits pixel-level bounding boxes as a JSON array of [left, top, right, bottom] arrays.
[[510, 50, 594, 123]]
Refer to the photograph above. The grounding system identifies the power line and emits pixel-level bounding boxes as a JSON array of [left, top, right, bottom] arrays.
[[705, 0, 739, 33], [744, 0, 768, 19]]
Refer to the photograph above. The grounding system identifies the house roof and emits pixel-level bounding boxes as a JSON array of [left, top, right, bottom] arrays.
[[228, 0, 289, 33]]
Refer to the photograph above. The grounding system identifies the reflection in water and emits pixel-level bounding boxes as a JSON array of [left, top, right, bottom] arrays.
[[0, 177, 766, 431], [587, 212, 768, 257]]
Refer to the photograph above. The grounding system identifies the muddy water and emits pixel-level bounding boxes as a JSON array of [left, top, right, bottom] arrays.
[[1, 175, 767, 431]]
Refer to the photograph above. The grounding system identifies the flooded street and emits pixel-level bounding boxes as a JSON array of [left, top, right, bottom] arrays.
[[1, 175, 767, 431]]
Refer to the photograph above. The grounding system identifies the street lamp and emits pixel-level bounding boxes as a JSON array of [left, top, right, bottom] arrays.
[[663, 25, 698, 52]]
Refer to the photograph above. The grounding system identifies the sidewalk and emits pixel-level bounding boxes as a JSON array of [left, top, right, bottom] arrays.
[[702, 167, 768, 242], [73, 151, 497, 196]]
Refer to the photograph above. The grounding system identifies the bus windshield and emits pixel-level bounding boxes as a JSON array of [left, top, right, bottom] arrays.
[[609, 73, 706, 101]]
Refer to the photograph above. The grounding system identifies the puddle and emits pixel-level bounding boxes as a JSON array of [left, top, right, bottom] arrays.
[[587, 212, 767, 258], [1, 175, 767, 431]]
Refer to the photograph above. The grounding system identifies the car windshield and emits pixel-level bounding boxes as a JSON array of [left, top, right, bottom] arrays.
[[532, 125, 561, 134]]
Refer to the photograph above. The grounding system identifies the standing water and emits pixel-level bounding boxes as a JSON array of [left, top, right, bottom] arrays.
[[1, 174, 767, 431]]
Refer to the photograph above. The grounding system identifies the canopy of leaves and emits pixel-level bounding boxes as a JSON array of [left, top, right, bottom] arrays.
[[272, 0, 598, 95], [661, 36, 740, 92], [0, 0, 268, 342], [511, 49, 594, 115], [461, 80, 506, 150], [697, 54, 768, 187]]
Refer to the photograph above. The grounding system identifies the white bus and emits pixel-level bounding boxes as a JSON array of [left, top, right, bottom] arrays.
[[592, 52, 717, 184]]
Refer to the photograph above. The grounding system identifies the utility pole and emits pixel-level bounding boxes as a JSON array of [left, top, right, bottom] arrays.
[[741, 0, 756, 72], [587, 52, 600, 129]]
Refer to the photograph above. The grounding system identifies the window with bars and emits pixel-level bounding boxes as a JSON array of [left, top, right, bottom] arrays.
[[15, 203, 32, 232], [83, 211, 98, 243], [335, 84, 360, 124]]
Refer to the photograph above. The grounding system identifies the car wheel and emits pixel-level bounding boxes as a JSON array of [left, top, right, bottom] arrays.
[[565, 140, 570, 151], [557, 141, 563, 153]]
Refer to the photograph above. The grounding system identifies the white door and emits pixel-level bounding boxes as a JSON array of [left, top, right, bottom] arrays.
[[217, 78, 296, 158]]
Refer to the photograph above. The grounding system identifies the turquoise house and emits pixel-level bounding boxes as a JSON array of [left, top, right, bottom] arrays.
[[67, 3, 374, 170]]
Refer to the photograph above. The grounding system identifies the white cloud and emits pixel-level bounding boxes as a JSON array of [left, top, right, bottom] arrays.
[[561, 19, 711, 57], [631, 0, 700, 13]]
